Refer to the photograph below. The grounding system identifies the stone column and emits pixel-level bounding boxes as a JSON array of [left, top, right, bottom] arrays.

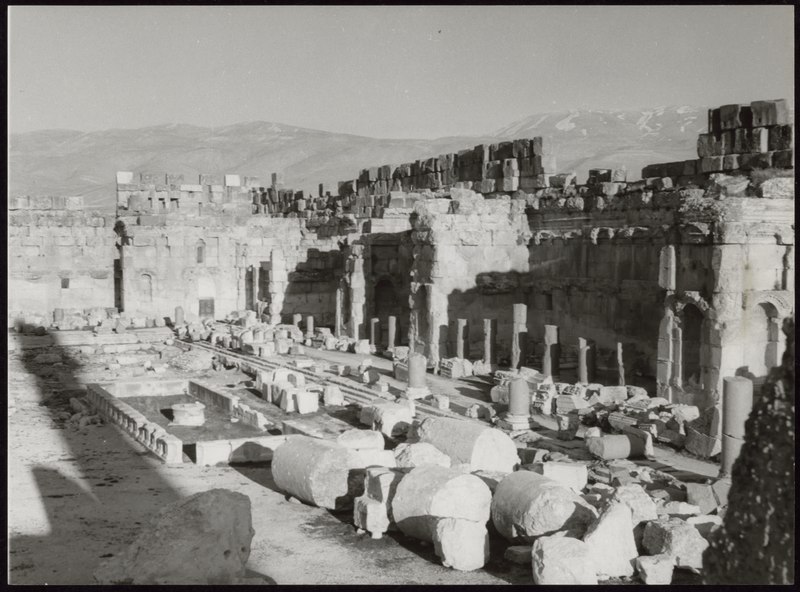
[[483, 318, 497, 365], [293, 313, 302, 327], [578, 337, 595, 384], [348, 250, 366, 341], [511, 304, 528, 370], [370, 318, 380, 347], [306, 315, 314, 337], [174, 306, 185, 326], [251, 265, 259, 311], [387, 315, 397, 350], [268, 249, 287, 325], [334, 285, 344, 338], [508, 378, 530, 416], [616, 342, 626, 386], [237, 267, 247, 311], [405, 352, 430, 399], [455, 319, 468, 359], [542, 325, 559, 378], [720, 376, 754, 477]]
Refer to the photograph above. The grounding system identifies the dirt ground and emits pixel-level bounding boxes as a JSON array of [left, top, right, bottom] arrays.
[[7, 348, 531, 585]]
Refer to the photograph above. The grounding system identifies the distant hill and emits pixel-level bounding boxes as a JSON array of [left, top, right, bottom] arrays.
[[9, 106, 714, 211]]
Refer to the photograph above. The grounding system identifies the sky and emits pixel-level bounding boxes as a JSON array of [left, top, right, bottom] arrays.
[[8, 5, 795, 138]]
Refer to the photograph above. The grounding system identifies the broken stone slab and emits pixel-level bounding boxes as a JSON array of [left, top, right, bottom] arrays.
[[336, 428, 385, 450], [491, 470, 597, 542], [685, 482, 719, 515], [346, 448, 397, 469], [271, 436, 355, 510], [394, 442, 451, 468], [582, 502, 638, 579], [322, 384, 345, 406], [391, 465, 492, 542], [359, 401, 414, 437], [432, 517, 490, 571], [531, 535, 598, 585], [526, 461, 588, 492], [94, 489, 254, 585], [635, 553, 674, 585], [611, 484, 659, 526], [660, 501, 702, 519], [416, 417, 519, 472], [685, 514, 723, 540], [642, 517, 709, 573]]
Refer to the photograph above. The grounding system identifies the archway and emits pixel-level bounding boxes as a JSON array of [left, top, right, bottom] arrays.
[[374, 278, 403, 347], [680, 303, 704, 391], [739, 302, 780, 383]]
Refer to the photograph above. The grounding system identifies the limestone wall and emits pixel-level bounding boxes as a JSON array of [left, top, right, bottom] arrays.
[[8, 196, 116, 325]]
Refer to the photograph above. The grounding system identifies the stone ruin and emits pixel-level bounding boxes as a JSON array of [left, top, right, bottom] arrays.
[[8, 98, 795, 584]]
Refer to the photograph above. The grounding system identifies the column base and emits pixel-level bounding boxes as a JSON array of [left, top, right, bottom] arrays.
[[403, 386, 430, 401], [495, 413, 535, 433]]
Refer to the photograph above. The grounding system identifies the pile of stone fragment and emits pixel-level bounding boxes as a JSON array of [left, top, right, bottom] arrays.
[[490, 368, 719, 459], [269, 408, 727, 584], [8, 306, 166, 334], [187, 309, 385, 358]]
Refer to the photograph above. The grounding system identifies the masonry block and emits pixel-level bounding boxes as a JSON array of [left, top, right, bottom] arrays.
[[751, 99, 790, 127]]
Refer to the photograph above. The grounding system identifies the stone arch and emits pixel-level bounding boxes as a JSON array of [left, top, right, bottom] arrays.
[[738, 301, 781, 382]]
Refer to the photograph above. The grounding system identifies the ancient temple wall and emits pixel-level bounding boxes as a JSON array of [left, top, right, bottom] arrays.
[[7, 196, 116, 325]]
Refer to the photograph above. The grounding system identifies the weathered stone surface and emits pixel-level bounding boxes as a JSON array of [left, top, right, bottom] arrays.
[[394, 442, 451, 468], [587, 434, 647, 460], [583, 502, 638, 578], [392, 465, 492, 542], [337, 428, 385, 450], [353, 496, 390, 539], [432, 518, 489, 571], [359, 401, 414, 437], [531, 535, 597, 585], [526, 461, 588, 492], [271, 436, 354, 510], [94, 489, 254, 584], [416, 417, 518, 472], [635, 553, 674, 585], [643, 518, 708, 572], [491, 470, 597, 542], [612, 484, 659, 525]]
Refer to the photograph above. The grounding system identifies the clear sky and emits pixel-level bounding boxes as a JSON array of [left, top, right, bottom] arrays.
[[8, 5, 795, 138]]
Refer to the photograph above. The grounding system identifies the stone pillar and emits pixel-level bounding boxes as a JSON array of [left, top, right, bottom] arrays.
[[483, 318, 497, 365], [720, 376, 754, 477], [174, 306, 185, 326], [511, 304, 528, 370], [405, 352, 430, 399], [251, 265, 259, 311], [348, 251, 366, 341], [268, 250, 288, 325], [237, 267, 247, 311], [293, 313, 302, 327], [334, 285, 344, 338], [508, 378, 530, 416], [578, 337, 595, 384], [387, 315, 397, 350], [456, 318, 468, 359], [616, 342, 625, 386], [370, 318, 380, 347], [306, 315, 314, 337], [542, 325, 559, 378]]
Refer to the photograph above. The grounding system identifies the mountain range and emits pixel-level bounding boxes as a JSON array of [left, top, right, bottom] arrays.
[[9, 106, 714, 211]]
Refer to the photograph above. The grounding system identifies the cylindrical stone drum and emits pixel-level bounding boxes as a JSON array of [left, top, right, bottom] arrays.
[[508, 378, 530, 416], [416, 417, 519, 472], [391, 465, 492, 541]]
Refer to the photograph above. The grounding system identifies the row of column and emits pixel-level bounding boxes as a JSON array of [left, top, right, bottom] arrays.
[[436, 303, 632, 383]]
